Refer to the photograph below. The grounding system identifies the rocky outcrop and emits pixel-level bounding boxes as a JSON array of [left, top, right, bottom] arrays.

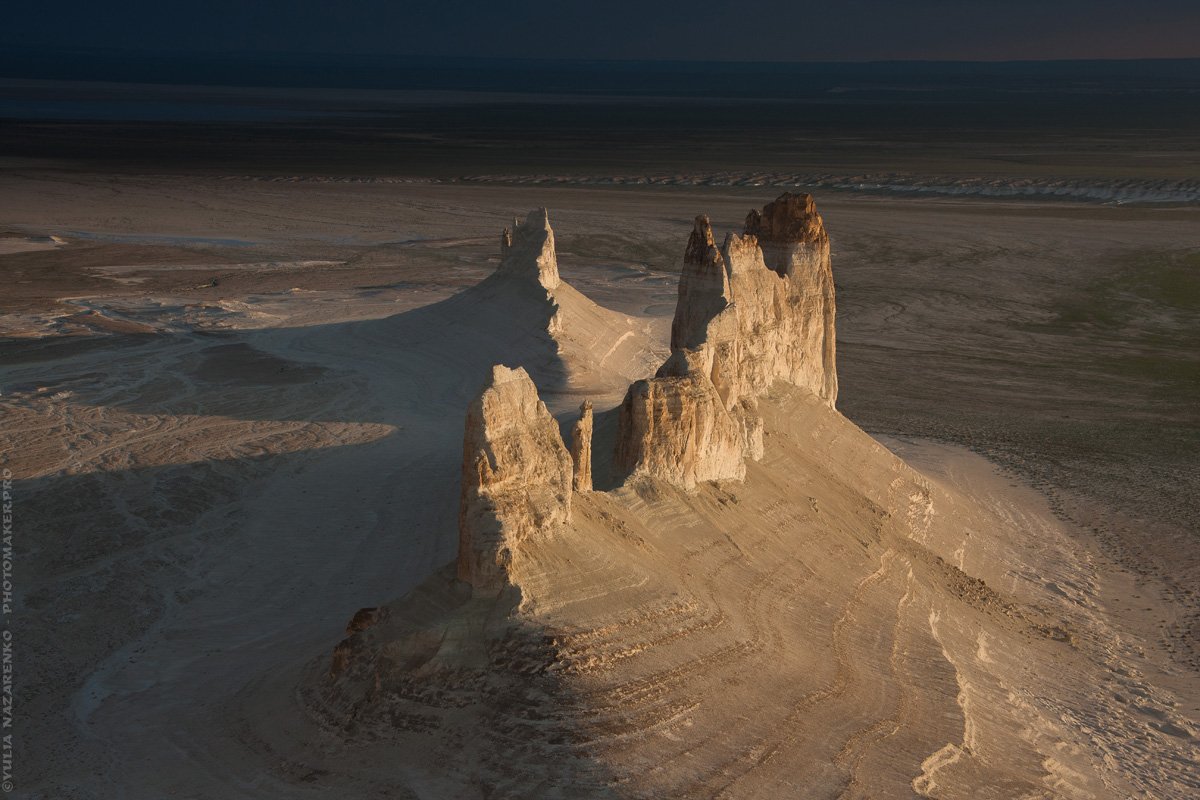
[[670, 216, 733, 354], [499, 208, 561, 291], [744, 191, 829, 266], [571, 401, 593, 492], [615, 192, 836, 488], [328, 606, 388, 679], [675, 194, 836, 406], [457, 365, 573, 589], [614, 376, 746, 488], [733, 192, 837, 403]]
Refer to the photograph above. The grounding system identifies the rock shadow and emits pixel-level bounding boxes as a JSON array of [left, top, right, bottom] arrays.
[[1, 265, 574, 430], [309, 568, 625, 797]]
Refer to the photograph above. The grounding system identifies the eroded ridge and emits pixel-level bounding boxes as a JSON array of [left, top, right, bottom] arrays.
[[303, 197, 1198, 799]]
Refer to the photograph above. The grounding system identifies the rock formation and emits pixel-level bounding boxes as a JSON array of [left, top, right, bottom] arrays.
[[328, 607, 387, 679], [309, 197, 1189, 799], [615, 192, 836, 488], [733, 192, 838, 403], [476, 206, 653, 392], [670, 215, 735, 356], [457, 365, 573, 589], [570, 400, 593, 492], [499, 207, 561, 291], [614, 375, 747, 487]]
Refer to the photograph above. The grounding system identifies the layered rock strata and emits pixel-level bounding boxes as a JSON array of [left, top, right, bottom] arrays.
[[457, 365, 573, 589], [615, 192, 835, 488]]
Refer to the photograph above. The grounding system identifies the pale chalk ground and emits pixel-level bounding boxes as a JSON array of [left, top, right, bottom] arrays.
[[0, 173, 1197, 797]]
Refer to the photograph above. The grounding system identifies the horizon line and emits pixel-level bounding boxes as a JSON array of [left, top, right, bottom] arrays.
[[3, 46, 1199, 67]]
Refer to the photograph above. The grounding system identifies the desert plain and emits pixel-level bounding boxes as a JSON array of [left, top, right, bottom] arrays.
[[1, 92, 1199, 798]]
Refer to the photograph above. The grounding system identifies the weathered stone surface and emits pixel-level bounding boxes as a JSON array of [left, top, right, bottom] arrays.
[[614, 376, 746, 489], [744, 191, 829, 263], [457, 365, 573, 589], [671, 215, 732, 352], [571, 400, 594, 492], [616, 193, 837, 488], [731, 192, 837, 404], [499, 208, 561, 291]]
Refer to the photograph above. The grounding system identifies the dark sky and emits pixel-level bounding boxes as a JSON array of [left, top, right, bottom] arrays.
[[5, 0, 1199, 61]]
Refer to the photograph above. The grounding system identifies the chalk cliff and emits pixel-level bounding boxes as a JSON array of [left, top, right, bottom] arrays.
[[615, 192, 836, 488], [736, 192, 837, 403], [457, 365, 573, 589], [327, 191, 837, 688]]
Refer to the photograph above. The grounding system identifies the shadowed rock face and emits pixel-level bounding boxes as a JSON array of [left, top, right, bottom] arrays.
[[616, 192, 837, 488], [671, 214, 732, 353], [457, 365, 573, 589], [499, 207, 561, 291], [328, 607, 387, 679]]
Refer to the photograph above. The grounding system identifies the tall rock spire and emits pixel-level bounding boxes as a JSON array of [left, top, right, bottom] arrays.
[[570, 400, 594, 492], [615, 192, 838, 489], [743, 191, 829, 276], [670, 215, 733, 352], [738, 192, 837, 404], [457, 365, 573, 589], [499, 208, 561, 291]]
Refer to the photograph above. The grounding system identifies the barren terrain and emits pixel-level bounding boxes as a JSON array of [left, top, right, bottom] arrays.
[[2, 171, 1197, 797]]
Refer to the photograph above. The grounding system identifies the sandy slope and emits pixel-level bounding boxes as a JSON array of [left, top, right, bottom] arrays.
[[304, 388, 1198, 799]]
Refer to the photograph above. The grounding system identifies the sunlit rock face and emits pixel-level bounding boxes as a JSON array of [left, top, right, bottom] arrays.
[[616, 192, 837, 488], [571, 400, 594, 492], [457, 365, 573, 589], [737, 192, 837, 405], [614, 375, 747, 490]]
